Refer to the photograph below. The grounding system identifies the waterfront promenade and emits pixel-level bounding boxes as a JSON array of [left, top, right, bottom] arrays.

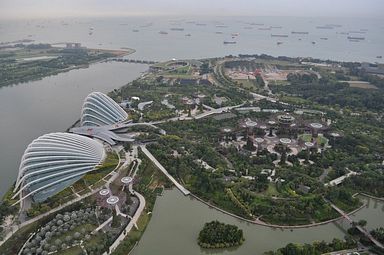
[[137, 145, 370, 230]]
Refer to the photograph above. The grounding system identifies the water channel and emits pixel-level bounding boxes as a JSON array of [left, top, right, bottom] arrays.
[[132, 189, 384, 255]]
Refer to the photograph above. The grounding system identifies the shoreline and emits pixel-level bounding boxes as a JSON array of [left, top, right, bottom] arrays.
[[189, 193, 367, 230], [0, 46, 136, 89]]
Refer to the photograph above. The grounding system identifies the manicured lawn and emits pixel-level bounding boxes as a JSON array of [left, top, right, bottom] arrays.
[[265, 183, 279, 196], [234, 79, 256, 89]]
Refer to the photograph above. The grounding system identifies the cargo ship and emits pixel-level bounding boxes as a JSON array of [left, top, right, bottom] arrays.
[[347, 36, 365, 40], [271, 34, 288, 37], [291, 31, 309, 34], [223, 41, 236, 44], [316, 26, 333, 29], [170, 28, 184, 31]]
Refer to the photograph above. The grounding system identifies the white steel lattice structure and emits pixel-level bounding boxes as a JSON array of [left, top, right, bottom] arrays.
[[81, 92, 128, 127], [13, 132, 105, 203]]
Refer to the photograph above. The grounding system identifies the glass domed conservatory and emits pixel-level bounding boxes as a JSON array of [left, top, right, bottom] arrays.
[[13, 132, 105, 203], [81, 92, 128, 127]]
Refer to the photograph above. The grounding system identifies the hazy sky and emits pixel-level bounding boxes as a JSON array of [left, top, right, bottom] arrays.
[[1, 0, 383, 19]]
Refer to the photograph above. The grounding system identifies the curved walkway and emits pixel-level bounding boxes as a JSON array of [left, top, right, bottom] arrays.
[[105, 191, 146, 254], [190, 193, 367, 229]]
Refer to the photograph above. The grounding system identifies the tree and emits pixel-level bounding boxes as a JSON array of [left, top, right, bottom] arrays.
[[198, 221, 244, 248], [357, 219, 367, 227]]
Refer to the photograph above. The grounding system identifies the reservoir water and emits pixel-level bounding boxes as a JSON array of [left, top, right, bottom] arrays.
[[132, 190, 384, 255]]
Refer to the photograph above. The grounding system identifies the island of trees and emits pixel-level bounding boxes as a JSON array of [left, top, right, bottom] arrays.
[[198, 221, 244, 249]]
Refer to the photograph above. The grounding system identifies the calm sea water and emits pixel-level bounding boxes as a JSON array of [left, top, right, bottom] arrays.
[[1, 16, 383, 63]]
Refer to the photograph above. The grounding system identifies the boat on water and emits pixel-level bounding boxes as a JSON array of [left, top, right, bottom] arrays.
[[316, 26, 333, 29], [349, 31, 366, 34], [132, 29, 139, 32], [159, 31, 168, 35], [271, 26, 282, 29], [312, 41, 316, 44], [216, 25, 228, 28], [320, 37, 328, 40], [347, 36, 365, 40], [215, 31, 223, 34], [271, 34, 288, 37], [291, 31, 309, 34], [223, 41, 236, 44], [376, 56, 383, 59], [185, 33, 191, 37], [196, 23, 206, 26], [231, 33, 239, 36], [277, 42, 283, 45], [326, 24, 342, 28], [170, 28, 184, 31], [258, 27, 271, 31]]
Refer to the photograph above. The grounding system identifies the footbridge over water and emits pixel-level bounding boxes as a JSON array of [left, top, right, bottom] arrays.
[[326, 199, 384, 249]]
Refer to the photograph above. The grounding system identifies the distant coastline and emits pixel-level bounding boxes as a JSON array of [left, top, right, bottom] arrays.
[[0, 43, 135, 88]]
